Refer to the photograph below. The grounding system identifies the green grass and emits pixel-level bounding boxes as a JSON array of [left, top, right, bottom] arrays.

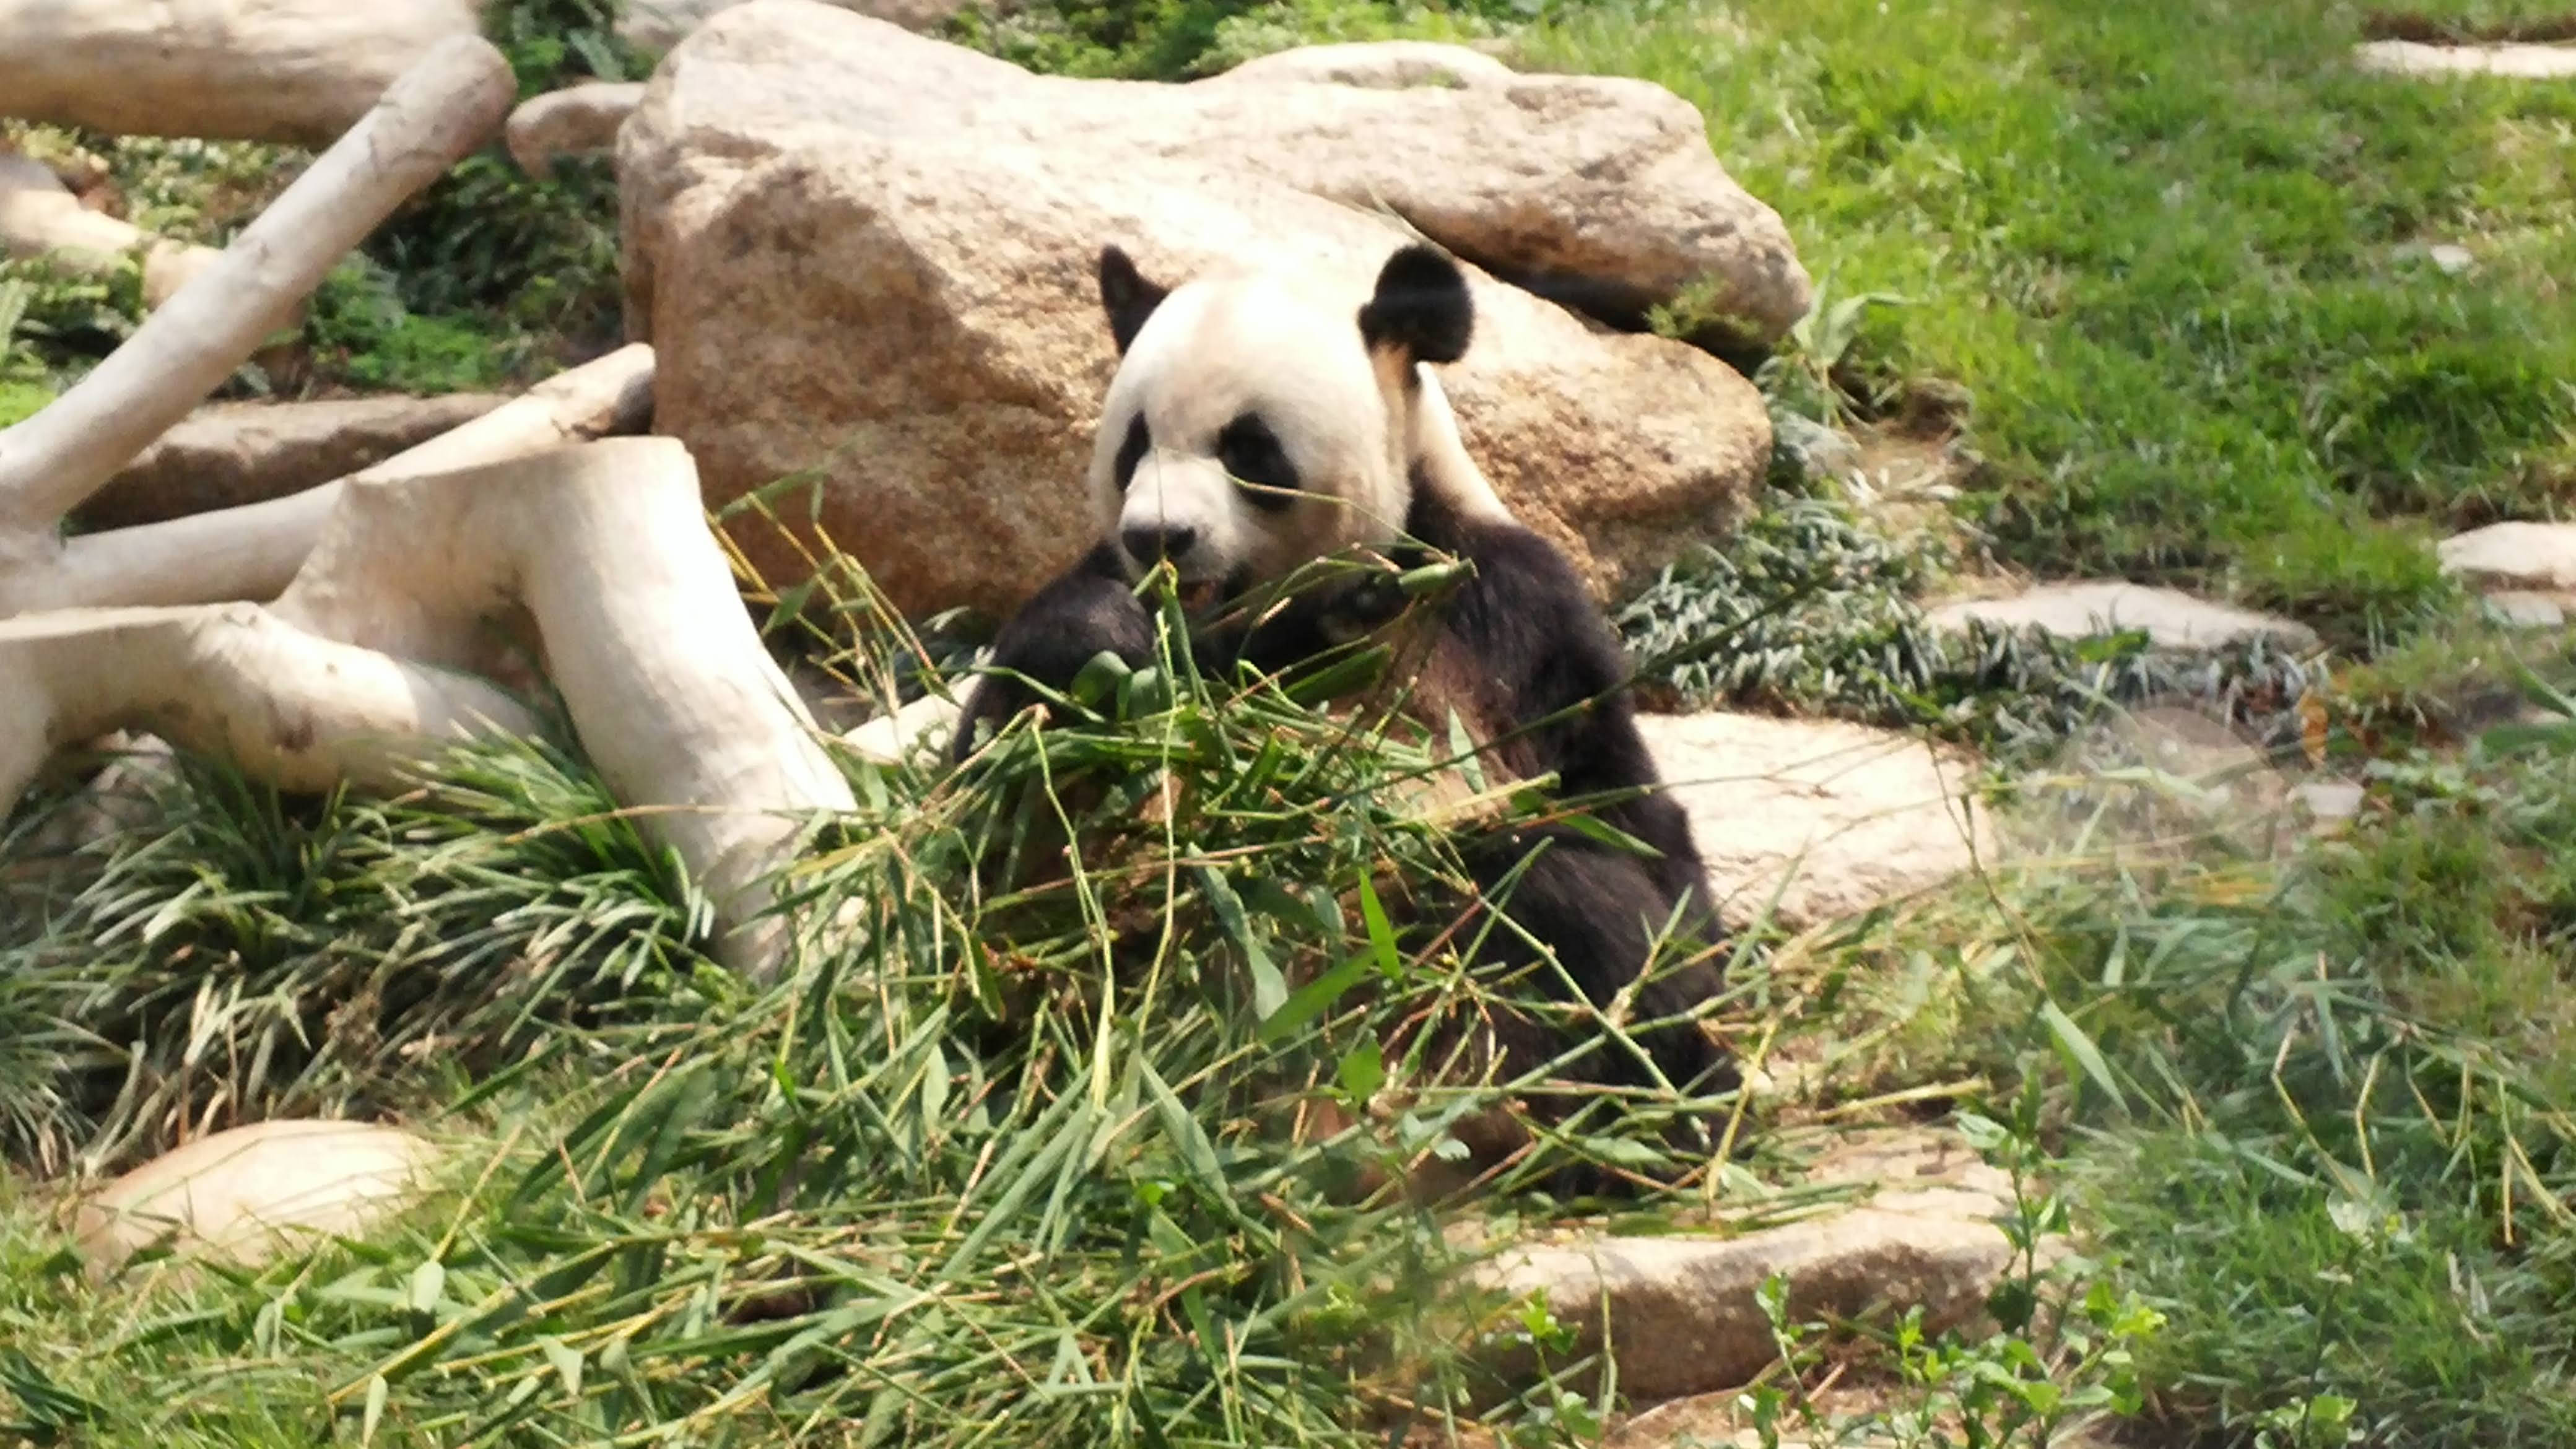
[[1523, 0, 2576, 647], [941, 0, 1530, 77], [1788, 670, 2576, 1443]]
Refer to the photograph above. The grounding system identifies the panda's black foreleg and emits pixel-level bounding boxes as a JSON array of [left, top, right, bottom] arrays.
[[1404, 508, 1715, 926], [951, 544, 1153, 763], [1462, 825, 1734, 1100]]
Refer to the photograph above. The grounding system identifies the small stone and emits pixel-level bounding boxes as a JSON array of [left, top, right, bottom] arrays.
[[1639, 713, 1995, 931], [2439, 521, 2576, 592], [2356, 40, 2576, 79], [507, 82, 646, 180], [2482, 591, 2569, 629], [76, 1120, 436, 1276], [1924, 581, 2318, 651], [2427, 242, 2474, 274], [2293, 780, 2366, 833]]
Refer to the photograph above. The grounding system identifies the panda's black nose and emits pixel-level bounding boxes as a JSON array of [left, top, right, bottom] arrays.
[[1122, 524, 1198, 565]]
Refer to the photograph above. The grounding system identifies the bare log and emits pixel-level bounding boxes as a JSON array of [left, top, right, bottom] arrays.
[[2, 345, 655, 617], [277, 438, 855, 973], [0, 605, 536, 811], [0, 154, 224, 310], [0, 35, 516, 540], [0, 0, 485, 147], [4, 438, 853, 979]]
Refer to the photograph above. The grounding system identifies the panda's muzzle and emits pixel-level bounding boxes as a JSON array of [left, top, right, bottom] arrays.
[[1121, 523, 1198, 568], [1121, 524, 1234, 613]]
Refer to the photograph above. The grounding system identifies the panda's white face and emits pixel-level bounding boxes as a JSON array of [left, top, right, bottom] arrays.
[[1089, 268, 1415, 612]]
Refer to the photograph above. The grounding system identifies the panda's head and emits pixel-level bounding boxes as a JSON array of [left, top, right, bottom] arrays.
[[1086, 242, 1482, 613]]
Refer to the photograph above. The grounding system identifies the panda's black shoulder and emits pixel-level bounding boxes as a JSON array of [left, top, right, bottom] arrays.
[[1403, 490, 1632, 712]]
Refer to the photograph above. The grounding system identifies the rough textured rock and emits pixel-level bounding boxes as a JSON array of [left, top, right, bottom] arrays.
[[2356, 40, 2576, 77], [76, 393, 510, 529], [0, 0, 484, 146], [1214, 39, 1516, 90], [619, 1, 1797, 618], [76, 1120, 436, 1275], [507, 82, 646, 179], [620, 0, 966, 50], [1640, 712, 1993, 930], [1926, 581, 2318, 651], [1477, 1128, 2018, 1401]]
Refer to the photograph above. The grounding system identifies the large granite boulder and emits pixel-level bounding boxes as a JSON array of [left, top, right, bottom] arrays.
[[619, 2, 1804, 619]]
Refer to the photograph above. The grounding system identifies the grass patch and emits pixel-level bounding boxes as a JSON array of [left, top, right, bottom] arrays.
[[944, 0, 1531, 78], [1804, 671, 2576, 1443], [0, 738, 705, 1173], [1523, 0, 2576, 647]]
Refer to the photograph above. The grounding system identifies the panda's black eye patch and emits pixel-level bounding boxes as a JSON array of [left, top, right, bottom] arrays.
[[1216, 413, 1299, 513], [1112, 415, 1150, 492]]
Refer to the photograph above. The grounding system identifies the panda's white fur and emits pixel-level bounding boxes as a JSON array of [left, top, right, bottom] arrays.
[[1091, 258, 1513, 613]]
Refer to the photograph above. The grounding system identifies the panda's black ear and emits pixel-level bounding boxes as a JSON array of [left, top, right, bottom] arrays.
[[1098, 245, 1171, 356], [1359, 244, 1473, 367]]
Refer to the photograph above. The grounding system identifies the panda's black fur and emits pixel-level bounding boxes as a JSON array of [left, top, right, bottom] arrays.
[[954, 242, 1736, 1155]]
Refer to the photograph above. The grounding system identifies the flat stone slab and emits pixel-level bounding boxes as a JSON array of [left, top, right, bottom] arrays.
[[2356, 40, 2576, 78], [1639, 713, 1993, 931], [905, 701, 1988, 927], [2439, 520, 2576, 592], [1474, 1129, 2019, 1403], [1925, 581, 2318, 651]]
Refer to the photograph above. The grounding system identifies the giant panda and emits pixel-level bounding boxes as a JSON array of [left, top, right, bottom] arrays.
[[951, 240, 1736, 1172]]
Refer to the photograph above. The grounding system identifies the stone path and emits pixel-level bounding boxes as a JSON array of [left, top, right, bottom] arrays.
[[1474, 1128, 2032, 1404], [2439, 520, 2576, 629], [2356, 39, 2576, 78], [1639, 713, 1993, 931], [1924, 580, 2317, 651]]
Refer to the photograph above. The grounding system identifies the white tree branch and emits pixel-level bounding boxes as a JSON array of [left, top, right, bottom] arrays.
[[0, 35, 516, 537], [0, 604, 536, 814], [0, 0, 486, 147], [4, 438, 854, 980], [3, 346, 657, 617]]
